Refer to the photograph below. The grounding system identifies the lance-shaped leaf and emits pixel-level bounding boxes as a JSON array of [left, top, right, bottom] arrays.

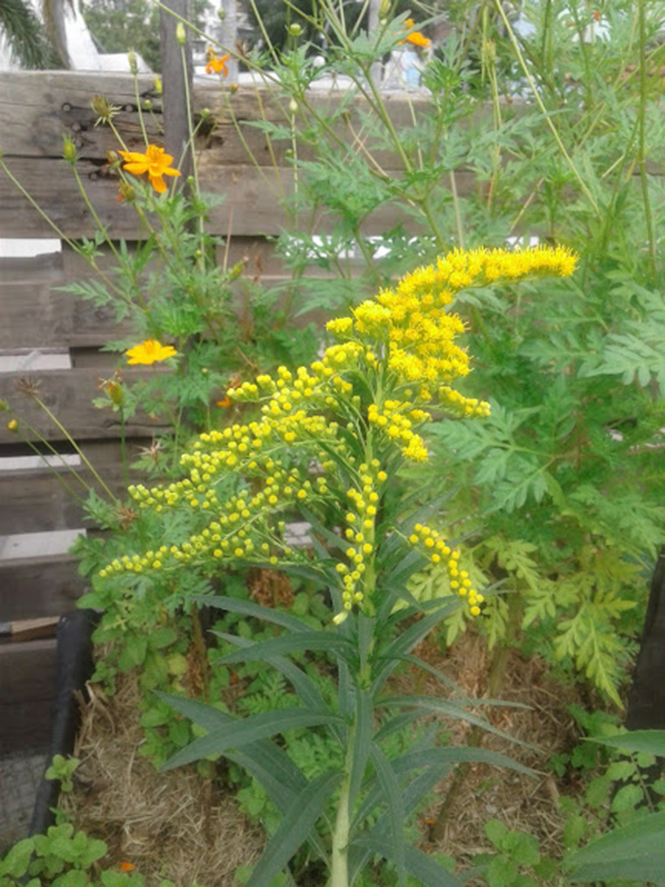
[[587, 730, 665, 758], [370, 744, 406, 885], [215, 633, 345, 745], [161, 707, 344, 770], [194, 594, 311, 634], [376, 696, 533, 748], [353, 834, 462, 887], [347, 688, 374, 810], [372, 601, 463, 694], [247, 770, 343, 887], [564, 810, 665, 885], [214, 630, 357, 667]]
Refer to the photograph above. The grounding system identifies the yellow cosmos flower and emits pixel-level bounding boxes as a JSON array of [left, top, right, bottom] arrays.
[[118, 145, 181, 194], [126, 339, 178, 365]]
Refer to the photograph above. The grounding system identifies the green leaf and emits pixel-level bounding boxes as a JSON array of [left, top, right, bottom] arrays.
[[377, 696, 532, 749], [213, 630, 357, 666], [148, 626, 178, 649], [194, 595, 311, 634], [370, 745, 406, 886], [348, 689, 373, 810], [217, 635, 328, 712], [161, 707, 344, 770], [353, 835, 463, 887], [0, 839, 34, 877], [565, 810, 665, 884], [52, 871, 88, 887], [589, 730, 665, 758], [485, 819, 508, 850], [246, 770, 342, 887], [487, 855, 519, 887], [372, 600, 462, 693]]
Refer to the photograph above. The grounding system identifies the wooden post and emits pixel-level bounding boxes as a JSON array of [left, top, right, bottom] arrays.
[[219, 0, 239, 83], [369, 0, 383, 86], [160, 0, 193, 181]]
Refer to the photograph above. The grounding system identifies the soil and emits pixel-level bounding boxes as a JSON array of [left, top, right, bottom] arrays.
[[62, 630, 588, 886]]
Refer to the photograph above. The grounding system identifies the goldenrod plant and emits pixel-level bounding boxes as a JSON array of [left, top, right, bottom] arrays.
[[94, 246, 575, 887]]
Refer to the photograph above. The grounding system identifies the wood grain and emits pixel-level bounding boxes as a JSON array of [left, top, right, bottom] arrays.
[[0, 555, 86, 621], [0, 367, 170, 444]]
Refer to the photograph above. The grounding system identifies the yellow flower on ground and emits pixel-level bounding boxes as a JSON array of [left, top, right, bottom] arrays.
[[206, 47, 229, 76], [126, 339, 178, 366], [118, 145, 181, 194]]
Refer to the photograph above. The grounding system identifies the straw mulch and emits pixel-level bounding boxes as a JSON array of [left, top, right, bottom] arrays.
[[63, 630, 586, 885], [408, 632, 585, 864], [62, 677, 264, 887]]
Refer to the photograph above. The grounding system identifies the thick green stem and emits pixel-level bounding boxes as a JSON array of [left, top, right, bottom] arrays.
[[330, 723, 354, 887]]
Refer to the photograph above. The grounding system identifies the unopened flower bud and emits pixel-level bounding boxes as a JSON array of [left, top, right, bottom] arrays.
[[289, 98, 298, 115], [229, 82, 239, 93], [288, 23, 303, 37], [62, 135, 77, 164], [106, 150, 120, 165], [106, 381, 124, 406], [230, 261, 244, 280], [217, 8, 226, 20], [143, 99, 152, 110], [200, 107, 211, 119], [128, 50, 138, 74], [154, 76, 163, 95], [176, 23, 186, 45], [7, 418, 18, 432], [379, 0, 391, 17], [0, 400, 8, 412]]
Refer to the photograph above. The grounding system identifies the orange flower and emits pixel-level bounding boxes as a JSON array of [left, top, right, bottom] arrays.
[[126, 339, 178, 366], [400, 18, 431, 48], [119, 862, 136, 873], [118, 145, 181, 194], [206, 47, 229, 76], [217, 375, 242, 407]]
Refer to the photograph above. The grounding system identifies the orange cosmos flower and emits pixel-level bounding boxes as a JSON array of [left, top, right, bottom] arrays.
[[217, 374, 242, 407], [118, 145, 181, 194], [400, 18, 431, 48], [126, 339, 178, 366], [119, 862, 136, 873], [206, 47, 230, 76]]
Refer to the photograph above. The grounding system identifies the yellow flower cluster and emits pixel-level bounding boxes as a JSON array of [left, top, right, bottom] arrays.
[[367, 400, 430, 462], [101, 246, 575, 623], [327, 244, 576, 406], [407, 523, 484, 616], [334, 460, 387, 620]]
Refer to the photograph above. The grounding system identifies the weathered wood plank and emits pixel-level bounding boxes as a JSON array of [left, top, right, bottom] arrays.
[[0, 154, 445, 238], [0, 71, 160, 158], [0, 464, 125, 535], [0, 367, 170, 444], [0, 555, 85, 621], [0, 279, 134, 349], [0, 639, 57, 752], [0, 71, 436, 159]]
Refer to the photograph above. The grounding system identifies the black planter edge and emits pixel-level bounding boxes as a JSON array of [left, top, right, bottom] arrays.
[[29, 609, 101, 837]]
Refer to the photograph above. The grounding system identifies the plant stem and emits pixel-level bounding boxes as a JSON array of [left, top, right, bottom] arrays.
[[494, 0, 601, 219], [637, 0, 656, 281], [330, 722, 354, 887]]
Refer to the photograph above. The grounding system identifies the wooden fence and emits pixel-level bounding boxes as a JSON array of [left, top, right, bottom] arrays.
[[0, 69, 452, 752]]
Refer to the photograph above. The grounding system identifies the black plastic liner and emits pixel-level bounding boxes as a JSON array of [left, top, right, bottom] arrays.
[[30, 609, 100, 836]]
